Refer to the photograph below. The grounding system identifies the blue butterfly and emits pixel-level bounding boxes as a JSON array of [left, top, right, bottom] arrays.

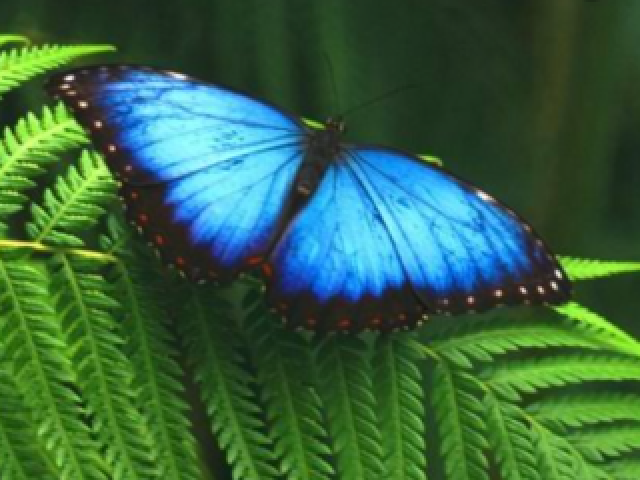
[[46, 65, 571, 332]]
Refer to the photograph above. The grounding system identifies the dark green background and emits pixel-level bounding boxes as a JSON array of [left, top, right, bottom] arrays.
[[2, 0, 639, 333]]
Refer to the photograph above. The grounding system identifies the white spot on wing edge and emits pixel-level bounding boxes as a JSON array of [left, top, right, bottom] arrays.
[[476, 190, 494, 203], [63, 74, 75, 82], [167, 71, 188, 80]]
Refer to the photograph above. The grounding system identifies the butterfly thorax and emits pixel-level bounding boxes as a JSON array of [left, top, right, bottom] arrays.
[[296, 118, 345, 197]]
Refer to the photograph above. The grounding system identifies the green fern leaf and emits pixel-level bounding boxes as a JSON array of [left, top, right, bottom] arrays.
[[558, 257, 640, 281], [100, 217, 201, 480], [27, 149, 116, 246], [603, 458, 640, 480], [48, 254, 158, 480], [528, 393, 640, 430], [0, 104, 88, 232], [484, 354, 640, 396], [532, 422, 610, 480], [242, 293, 333, 480], [432, 321, 606, 369], [302, 117, 323, 129], [432, 363, 489, 480], [0, 256, 109, 480], [483, 389, 539, 480], [555, 302, 640, 356], [372, 334, 427, 480], [0, 357, 58, 480], [314, 334, 386, 479], [178, 284, 278, 480], [0, 35, 28, 49], [568, 425, 640, 462], [0, 44, 114, 97]]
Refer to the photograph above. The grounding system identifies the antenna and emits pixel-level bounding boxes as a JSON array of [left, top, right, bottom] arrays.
[[341, 83, 419, 119], [322, 52, 341, 115]]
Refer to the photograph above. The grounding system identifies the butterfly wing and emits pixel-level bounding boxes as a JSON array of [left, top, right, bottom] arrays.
[[47, 66, 306, 278], [267, 146, 570, 331], [267, 160, 421, 331]]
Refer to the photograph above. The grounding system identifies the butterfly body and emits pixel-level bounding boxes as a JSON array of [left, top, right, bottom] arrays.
[[46, 65, 571, 332], [295, 118, 345, 197]]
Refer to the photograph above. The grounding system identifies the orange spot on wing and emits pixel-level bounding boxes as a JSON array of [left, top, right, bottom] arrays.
[[338, 318, 351, 329], [138, 213, 148, 224], [155, 234, 165, 246], [261, 263, 273, 277], [175, 256, 186, 267], [247, 255, 263, 265]]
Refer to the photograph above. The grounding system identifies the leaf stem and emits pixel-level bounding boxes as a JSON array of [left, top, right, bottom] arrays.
[[0, 239, 116, 262]]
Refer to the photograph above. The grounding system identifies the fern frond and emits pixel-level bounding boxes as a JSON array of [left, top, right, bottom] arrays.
[[178, 284, 278, 480], [0, 35, 28, 49], [27, 150, 116, 246], [568, 425, 640, 462], [559, 257, 640, 281], [242, 294, 333, 480], [603, 457, 640, 480], [48, 254, 158, 480], [432, 322, 604, 369], [555, 302, 640, 356], [0, 104, 88, 232], [0, 256, 108, 480], [528, 393, 640, 430], [483, 389, 539, 480], [0, 358, 58, 480], [372, 334, 427, 480], [302, 117, 323, 129], [532, 422, 610, 480], [418, 153, 443, 166], [484, 354, 640, 396], [100, 217, 201, 480], [0, 44, 114, 97], [432, 363, 489, 480], [314, 335, 386, 479]]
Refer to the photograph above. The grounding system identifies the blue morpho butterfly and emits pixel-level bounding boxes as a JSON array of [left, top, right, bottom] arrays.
[[46, 65, 571, 332]]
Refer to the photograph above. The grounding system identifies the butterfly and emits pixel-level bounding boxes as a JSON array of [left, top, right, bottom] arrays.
[[46, 65, 571, 332]]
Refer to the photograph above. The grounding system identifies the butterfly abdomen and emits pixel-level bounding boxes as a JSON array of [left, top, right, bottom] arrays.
[[295, 124, 344, 197]]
